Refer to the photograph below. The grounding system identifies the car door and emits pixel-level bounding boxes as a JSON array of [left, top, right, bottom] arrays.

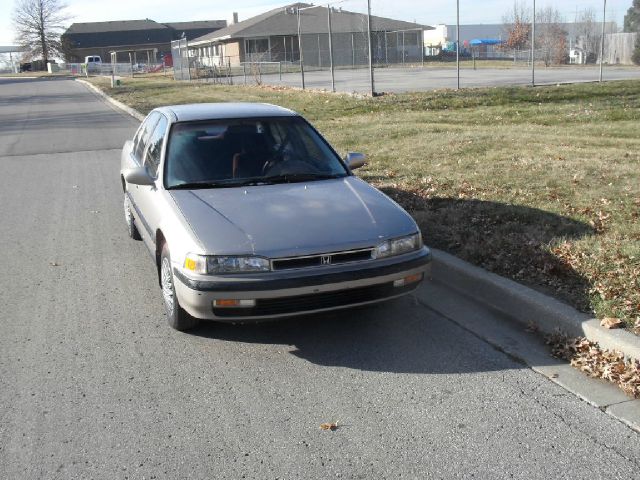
[[127, 112, 160, 244], [136, 113, 169, 250]]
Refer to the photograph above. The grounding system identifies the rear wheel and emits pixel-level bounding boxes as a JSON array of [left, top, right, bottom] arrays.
[[160, 243, 199, 331], [124, 194, 142, 240]]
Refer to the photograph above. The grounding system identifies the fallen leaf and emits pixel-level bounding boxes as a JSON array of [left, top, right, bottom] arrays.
[[547, 334, 639, 398], [320, 422, 338, 431], [600, 317, 624, 329]]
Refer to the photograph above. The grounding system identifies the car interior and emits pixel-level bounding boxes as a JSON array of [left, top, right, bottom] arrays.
[[164, 118, 343, 187]]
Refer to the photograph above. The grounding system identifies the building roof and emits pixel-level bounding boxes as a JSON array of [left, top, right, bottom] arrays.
[[191, 3, 431, 45], [469, 39, 503, 46], [164, 21, 227, 30], [65, 20, 169, 34], [64, 19, 227, 35], [0, 46, 26, 53], [62, 19, 228, 49]]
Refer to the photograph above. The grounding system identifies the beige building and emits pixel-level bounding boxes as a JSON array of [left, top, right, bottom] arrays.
[[187, 2, 431, 69]]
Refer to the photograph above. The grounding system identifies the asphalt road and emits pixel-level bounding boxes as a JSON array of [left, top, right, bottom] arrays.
[[1, 77, 639, 479], [262, 65, 640, 93]]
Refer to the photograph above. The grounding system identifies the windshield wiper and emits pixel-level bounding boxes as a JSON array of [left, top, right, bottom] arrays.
[[169, 180, 240, 190], [262, 173, 345, 184], [169, 174, 343, 190]]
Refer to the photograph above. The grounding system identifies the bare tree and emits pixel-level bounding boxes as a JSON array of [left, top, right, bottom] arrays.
[[0, 54, 12, 72], [502, 1, 531, 28], [574, 8, 600, 63], [12, 0, 70, 64], [536, 6, 567, 66], [502, 1, 531, 61]]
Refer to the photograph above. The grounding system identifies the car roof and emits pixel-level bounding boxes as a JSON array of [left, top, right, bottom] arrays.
[[155, 103, 299, 123]]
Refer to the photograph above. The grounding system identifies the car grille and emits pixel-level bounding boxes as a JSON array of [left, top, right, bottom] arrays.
[[271, 249, 373, 271], [212, 282, 416, 318]]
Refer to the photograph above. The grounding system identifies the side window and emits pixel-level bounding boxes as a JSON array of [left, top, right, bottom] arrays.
[[143, 115, 168, 178], [133, 112, 160, 162]]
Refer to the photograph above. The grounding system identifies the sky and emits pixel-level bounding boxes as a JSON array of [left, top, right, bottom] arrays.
[[0, 0, 632, 46]]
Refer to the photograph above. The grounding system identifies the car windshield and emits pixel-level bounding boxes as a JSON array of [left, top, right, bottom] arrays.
[[164, 116, 349, 189]]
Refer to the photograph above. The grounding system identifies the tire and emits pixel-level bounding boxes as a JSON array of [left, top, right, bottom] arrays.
[[124, 194, 142, 241], [159, 243, 199, 331]]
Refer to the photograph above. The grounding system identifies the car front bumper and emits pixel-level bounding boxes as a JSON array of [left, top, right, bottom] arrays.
[[172, 247, 432, 322]]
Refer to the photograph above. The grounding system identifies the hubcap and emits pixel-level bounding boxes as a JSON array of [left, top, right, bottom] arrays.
[[124, 196, 132, 231], [161, 257, 174, 313]]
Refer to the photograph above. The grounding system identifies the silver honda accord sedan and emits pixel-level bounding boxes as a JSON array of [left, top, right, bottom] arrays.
[[121, 103, 431, 330]]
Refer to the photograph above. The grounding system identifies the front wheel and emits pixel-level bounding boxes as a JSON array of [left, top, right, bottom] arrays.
[[160, 243, 199, 331]]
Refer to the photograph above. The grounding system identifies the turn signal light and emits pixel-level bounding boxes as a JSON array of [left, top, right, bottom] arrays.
[[393, 273, 423, 287], [213, 299, 256, 308]]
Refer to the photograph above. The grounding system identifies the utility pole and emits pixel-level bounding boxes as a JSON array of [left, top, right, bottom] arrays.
[[327, 5, 335, 92], [367, 0, 376, 96], [599, 0, 607, 82], [297, 6, 305, 89], [456, 0, 460, 90], [531, 0, 536, 86]]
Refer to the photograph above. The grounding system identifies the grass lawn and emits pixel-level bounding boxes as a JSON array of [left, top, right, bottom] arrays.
[[87, 75, 640, 333]]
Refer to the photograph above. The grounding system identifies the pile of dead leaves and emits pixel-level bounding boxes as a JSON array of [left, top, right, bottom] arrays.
[[547, 335, 640, 398]]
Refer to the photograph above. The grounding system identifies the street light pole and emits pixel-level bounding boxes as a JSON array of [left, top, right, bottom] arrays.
[[531, 0, 536, 86], [297, 7, 305, 90], [599, 0, 607, 82], [328, 4, 335, 92], [366, 0, 376, 96], [456, 0, 460, 90]]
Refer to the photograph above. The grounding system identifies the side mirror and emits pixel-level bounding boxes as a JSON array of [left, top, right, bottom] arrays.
[[345, 152, 367, 170], [123, 167, 155, 186]]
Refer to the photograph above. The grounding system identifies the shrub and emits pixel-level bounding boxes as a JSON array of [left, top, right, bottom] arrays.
[[632, 36, 640, 65]]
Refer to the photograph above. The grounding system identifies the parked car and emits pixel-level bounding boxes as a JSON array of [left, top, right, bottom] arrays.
[[121, 103, 431, 330], [84, 55, 102, 72]]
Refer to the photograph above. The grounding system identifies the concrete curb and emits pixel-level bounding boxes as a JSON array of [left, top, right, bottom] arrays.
[[432, 248, 640, 361], [75, 78, 145, 122]]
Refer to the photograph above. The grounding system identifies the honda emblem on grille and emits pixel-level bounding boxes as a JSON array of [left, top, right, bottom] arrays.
[[321, 255, 332, 265]]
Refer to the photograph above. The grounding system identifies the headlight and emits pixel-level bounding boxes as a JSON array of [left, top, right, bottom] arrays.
[[207, 256, 270, 274], [373, 233, 422, 259], [183, 254, 270, 274]]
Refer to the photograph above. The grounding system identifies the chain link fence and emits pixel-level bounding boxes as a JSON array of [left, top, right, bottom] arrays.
[[169, 0, 640, 94], [49, 61, 169, 77]]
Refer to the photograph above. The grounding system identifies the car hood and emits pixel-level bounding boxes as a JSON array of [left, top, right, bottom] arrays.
[[169, 177, 417, 258]]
